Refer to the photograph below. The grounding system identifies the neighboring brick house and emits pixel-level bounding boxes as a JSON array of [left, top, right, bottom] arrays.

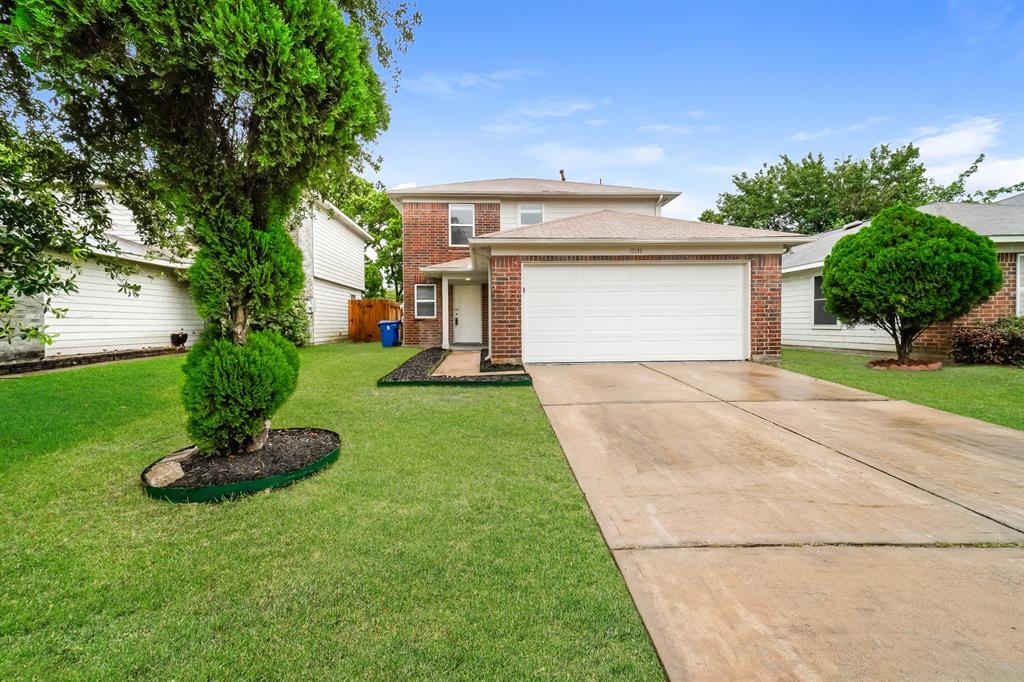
[[389, 178, 810, 364], [781, 196, 1024, 355]]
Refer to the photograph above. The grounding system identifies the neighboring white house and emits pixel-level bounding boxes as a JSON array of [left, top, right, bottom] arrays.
[[781, 197, 1024, 354], [2, 199, 369, 365]]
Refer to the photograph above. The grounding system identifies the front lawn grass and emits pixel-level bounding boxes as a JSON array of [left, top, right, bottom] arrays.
[[0, 343, 661, 680], [781, 347, 1024, 430]]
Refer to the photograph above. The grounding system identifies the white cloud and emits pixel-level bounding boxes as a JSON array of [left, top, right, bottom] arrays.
[[790, 116, 888, 141], [914, 116, 1002, 161], [525, 142, 665, 169], [517, 98, 595, 119], [638, 123, 721, 135], [584, 118, 610, 127], [481, 98, 597, 138], [913, 117, 1024, 190], [404, 68, 542, 96]]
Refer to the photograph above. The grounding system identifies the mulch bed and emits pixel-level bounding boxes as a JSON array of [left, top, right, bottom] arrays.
[[479, 348, 525, 373], [867, 358, 943, 371], [1, 346, 186, 376], [378, 347, 531, 386], [143, 428, 339, 492], [178, 429, 339, 487]]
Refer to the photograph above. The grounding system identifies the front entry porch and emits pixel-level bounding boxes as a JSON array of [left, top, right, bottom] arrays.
[[420, 256, 489, 351]]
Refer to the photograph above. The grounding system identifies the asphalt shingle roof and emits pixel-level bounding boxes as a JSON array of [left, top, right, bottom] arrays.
[[472, 210, 810, 244], [388, 177, 679, 199], [783, 201, 1024, 271]]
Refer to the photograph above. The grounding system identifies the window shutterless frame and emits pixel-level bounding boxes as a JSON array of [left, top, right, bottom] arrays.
[[518, 203, 544, 226], [812, 275, 838, 326], [448, 204, 474, 247], [1018, 254, 1023, 315], [414, 284, 436, 319]]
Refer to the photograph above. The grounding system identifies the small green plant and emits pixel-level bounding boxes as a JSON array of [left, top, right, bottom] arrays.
[[822, 204, 1002, 363], [252, 297, 312, 347]]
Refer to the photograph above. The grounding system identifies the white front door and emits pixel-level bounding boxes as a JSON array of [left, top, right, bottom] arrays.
[[453, 284, 482, 344], [521, 263, 747, 363]]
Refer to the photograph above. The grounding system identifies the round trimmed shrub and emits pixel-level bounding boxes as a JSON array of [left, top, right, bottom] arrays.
[[821, 204, 1003, 362], [182, 329, 300, 454]]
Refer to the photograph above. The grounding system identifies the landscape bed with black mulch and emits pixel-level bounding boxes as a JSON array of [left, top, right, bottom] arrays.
[[479, 348, 525, 373], [378, 347, 531, 386], [141, 428, 340, 503]]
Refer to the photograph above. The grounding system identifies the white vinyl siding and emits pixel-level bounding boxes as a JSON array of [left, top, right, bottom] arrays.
[[308, 208, 366, 292], [499, 198, 659, 230], [44, 259, 203, 358], [312, 278, 358, 344], [522, 263, 747, 363], [782, 269, 893, 352]]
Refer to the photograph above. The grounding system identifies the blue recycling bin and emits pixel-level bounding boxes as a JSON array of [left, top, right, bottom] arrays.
[[378, 320, 401, 348]]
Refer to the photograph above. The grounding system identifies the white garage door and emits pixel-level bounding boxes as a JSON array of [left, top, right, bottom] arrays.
[[522, 263, 747, 363]]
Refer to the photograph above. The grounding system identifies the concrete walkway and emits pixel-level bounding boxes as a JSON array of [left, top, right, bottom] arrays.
[[529, 361, 1024, 681], [431, 350, 524, 377]]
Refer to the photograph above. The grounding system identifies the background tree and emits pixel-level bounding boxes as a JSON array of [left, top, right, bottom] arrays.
[[821, 204, 1002, 363], [0, 19, 184, 345], [6, 0, 411, 453], [322, 174, 402, 299], [699, 144, 1024, 234]]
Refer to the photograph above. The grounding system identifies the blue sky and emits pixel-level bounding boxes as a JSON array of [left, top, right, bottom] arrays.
[[369, 0, 1024, 218]]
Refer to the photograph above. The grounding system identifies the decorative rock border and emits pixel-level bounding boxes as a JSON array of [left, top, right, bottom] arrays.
[[141, 428, 340, 503], [378, 347, 532, 386]]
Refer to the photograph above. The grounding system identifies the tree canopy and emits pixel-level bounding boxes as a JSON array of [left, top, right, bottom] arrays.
[[821, 204, 1003, 362], [321, 174, 402, 299], [699, 144, 1024, 234], [4, 0, 407, 452]]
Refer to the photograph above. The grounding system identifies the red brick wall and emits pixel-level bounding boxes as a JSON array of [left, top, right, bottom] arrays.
[[401, 202, 498, 347], [488, 253, 783, 364], [915, 252, 1019, 355]]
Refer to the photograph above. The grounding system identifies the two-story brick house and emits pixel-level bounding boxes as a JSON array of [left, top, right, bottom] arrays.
[[389, 178, 811, 365]]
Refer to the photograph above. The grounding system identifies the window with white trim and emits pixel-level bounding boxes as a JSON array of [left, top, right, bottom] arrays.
[[813, 275, 838, 326], [449, 204, 474, 246], [1018, 254, 1023, 315], [518, 203, 544, 226], [414, 284, 436, 318]]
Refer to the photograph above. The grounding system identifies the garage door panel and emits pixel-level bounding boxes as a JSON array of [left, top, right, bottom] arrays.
[[523, 263, 747, 363]]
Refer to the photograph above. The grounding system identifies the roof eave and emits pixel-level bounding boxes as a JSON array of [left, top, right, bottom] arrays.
[[469, 236, 813, 247]]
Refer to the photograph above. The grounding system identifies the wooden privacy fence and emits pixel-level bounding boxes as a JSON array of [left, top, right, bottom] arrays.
[[349, 299, 402, 342]]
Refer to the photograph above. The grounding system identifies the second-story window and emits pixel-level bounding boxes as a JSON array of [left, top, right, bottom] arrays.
[[449, 204, 474, 246], [518, 203, 544, 226]]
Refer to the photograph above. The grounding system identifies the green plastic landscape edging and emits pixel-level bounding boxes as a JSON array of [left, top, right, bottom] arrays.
[[141, 437, 340, 504], [376, 377, 532, 387]]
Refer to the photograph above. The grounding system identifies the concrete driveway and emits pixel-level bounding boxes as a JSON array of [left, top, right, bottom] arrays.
[[529, 361, 1024, 681]]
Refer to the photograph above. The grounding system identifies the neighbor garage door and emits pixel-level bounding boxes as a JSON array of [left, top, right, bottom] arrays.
[[522, 262, 747, 363]]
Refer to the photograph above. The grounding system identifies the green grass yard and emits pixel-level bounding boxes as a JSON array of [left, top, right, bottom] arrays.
[[0, 343, 661, 680], [781, 347, 1024, 431]]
